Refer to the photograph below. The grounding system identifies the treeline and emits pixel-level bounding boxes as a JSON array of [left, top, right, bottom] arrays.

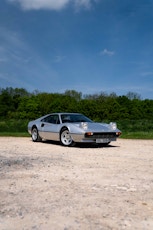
[[0, 87, 153, 122]]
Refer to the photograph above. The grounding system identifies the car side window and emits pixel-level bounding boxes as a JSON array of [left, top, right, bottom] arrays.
[[53, 115, 60, 124], [61, 115, 71, 123], [42, 115, 60, 124]]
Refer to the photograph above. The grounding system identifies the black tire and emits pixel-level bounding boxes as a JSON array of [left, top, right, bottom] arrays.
[[60, 128, 75, 146], [31, 127, 42, 142]]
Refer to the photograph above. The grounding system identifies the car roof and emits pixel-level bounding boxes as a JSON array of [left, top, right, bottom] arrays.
[[46, 113, 82, 116]]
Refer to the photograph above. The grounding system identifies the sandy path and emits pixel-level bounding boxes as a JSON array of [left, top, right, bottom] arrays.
[[0, 137, 153, 230]]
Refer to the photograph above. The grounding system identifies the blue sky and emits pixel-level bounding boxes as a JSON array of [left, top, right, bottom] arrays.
[[1, 0, 153, 99]]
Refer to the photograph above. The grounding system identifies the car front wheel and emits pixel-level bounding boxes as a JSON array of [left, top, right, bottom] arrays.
[[60, 128, 74, 146], [31, 127, 42, 142]]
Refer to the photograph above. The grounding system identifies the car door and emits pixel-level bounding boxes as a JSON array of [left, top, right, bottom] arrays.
[[39, 115, 60, 141]]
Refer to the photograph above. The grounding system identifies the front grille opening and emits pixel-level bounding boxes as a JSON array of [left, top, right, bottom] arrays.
[[85, 132, 116, 138]]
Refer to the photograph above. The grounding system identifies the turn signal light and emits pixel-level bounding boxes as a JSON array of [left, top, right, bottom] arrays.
[[85, 132, 93, 136], [116, 132, 122, 137]]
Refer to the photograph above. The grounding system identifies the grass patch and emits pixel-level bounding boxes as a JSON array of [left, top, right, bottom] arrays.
[[0, 132, 30, 137], [0, 119, 29, 133], [1, 131, 153, 139], [121, 132, 153, 139], [0, 119, 153, 139]]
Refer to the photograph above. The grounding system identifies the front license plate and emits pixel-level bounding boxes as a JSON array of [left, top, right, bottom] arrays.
[[96, 138, 109, 143]]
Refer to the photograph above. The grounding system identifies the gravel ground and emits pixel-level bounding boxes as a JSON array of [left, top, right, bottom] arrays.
[[0, 137, 153, 230]]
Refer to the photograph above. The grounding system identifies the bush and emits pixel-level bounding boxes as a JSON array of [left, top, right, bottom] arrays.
[[0, 119, 29, 133]]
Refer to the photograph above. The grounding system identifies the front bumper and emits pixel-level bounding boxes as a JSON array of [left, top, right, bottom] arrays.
[[71, 132, 118, 143]]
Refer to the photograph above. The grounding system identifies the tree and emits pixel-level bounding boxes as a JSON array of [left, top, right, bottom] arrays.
[[0, 90, 14, 117], [126, 92, 141, 100], [17, 96, 41, 119], [64, 90, 82, 101]]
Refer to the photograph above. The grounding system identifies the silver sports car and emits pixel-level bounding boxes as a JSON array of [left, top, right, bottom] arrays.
[[28, 113, 121, 146]]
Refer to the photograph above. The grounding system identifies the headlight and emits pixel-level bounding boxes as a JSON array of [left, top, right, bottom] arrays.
[[80, 122, 88, 129], [110, 122, 117, 130]]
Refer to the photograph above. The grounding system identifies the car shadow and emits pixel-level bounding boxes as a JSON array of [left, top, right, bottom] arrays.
[[75, 143, 119, 148], [41, 140, 119, 148]]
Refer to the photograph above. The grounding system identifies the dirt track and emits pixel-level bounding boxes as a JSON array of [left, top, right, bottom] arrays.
[[0, 137, 153, 230]]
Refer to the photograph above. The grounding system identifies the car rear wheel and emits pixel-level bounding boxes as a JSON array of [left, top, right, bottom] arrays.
[[31, 127, 42, 142], [60, 128, 74, 146]]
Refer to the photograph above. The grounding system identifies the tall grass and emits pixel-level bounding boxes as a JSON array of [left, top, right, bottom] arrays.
[[0, 119, 29, 134], [0, 119, 153, 139], [117, 119, 153, 139]]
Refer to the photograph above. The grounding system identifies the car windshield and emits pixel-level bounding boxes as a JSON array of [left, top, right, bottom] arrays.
[[61, 114, 93, 123]]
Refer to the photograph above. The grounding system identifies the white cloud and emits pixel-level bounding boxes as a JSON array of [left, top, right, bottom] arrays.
[[7, 0, 69, 10], [74, 0, 91, 9], [7, 0, 98, 10], [100, 49, 115, 57]]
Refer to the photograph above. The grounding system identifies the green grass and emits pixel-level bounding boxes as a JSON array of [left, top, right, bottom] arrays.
[[121, 132, 153, 139], [0, 132, 30, 137], [0, 119, 28, 133], [0, 119, 153, 139], [0, 131, 153, 140]]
